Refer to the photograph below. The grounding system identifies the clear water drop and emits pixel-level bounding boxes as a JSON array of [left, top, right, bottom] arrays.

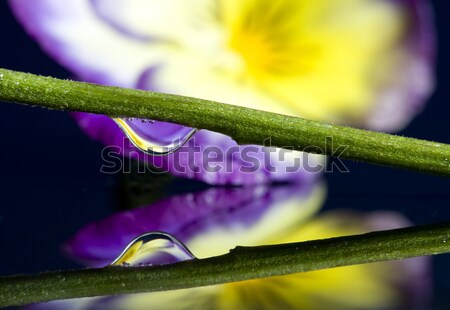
[[113, 118, 197, 156], [110, 231, 196, 267]]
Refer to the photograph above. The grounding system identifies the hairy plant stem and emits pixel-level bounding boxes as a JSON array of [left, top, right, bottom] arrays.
[[0, 68, 449, 176], [0, 221, 449, 307]]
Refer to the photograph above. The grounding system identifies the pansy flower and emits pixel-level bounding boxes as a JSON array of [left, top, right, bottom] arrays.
[[9, 0, 435, 185], [58, 184, 431, 310]]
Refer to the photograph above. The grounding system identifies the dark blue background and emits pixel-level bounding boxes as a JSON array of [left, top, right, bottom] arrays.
[[0, 1, 449, 308]]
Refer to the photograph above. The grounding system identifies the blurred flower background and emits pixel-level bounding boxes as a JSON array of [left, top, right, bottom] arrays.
[[6, 0, 436, 186], [0, 0, 449, 309]]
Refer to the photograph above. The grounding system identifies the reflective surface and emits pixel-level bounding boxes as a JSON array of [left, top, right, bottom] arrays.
[[0, 1, 450, 309]]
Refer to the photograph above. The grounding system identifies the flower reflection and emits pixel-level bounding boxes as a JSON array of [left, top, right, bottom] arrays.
[[55, 184, 431, 310], [9, 0, 435, 185], [64, 183, 324, 266]]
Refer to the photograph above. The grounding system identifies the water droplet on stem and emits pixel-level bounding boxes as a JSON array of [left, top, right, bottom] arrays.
[[110, 231, 196, 267], [113, 118, 197, 156]]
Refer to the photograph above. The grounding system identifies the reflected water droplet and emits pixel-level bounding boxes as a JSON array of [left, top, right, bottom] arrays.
[[113, 118, 197, 156], [110, 231, 196, 267]]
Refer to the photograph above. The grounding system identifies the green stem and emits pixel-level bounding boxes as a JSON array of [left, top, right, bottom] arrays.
[[0, 68, 449, 176], [1, 222, 449, 307]]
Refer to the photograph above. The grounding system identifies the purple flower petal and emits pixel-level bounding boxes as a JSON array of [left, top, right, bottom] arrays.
[[73, 112, 322, 185], [364, 0, 436, 131], [63, 182, 324, 267]]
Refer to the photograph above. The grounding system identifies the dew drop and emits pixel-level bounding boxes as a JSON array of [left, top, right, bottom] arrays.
[[113, 118, 197, 156], [0, 73, 4, 79], [110, 231, 196, 267]]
